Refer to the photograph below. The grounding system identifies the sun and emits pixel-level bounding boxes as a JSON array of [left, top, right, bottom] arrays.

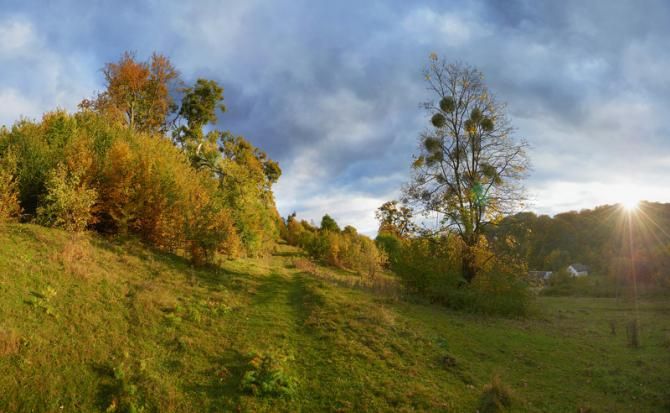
[[621, 197, 640, 212]]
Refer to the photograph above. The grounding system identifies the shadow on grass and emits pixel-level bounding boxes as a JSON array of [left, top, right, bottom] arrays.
[[271, 249, 305, 258], [287, 274, 325, 327], [91, 362, 118, 412], [87, 234, 257, 292], [183, 349, 252, 412]]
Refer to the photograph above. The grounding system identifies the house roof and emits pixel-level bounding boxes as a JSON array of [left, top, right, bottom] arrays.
[[570, 263, 589, 272]]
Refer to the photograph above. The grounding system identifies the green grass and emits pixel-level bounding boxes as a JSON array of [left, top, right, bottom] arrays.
[[1, 223, 669, 412]]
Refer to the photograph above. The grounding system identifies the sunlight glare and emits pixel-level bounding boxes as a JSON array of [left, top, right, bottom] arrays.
[[621, 197, 640, 212]]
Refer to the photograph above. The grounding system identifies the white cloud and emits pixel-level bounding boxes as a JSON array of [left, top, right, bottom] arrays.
[[0, 18, 36, 58], [402, 7, 482, 47], [0, 88, 41, 126], [530, 180, 670, 215], [278, 188, 398, 236], [0, 16, 98, 126]]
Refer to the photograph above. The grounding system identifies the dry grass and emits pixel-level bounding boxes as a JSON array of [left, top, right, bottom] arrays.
[[57, 234, 92, 278], [292, 257, 402, 299], [478, 374, 513, 413], [0, 328, 20, 357]]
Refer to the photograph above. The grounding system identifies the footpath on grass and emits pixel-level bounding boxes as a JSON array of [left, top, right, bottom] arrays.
[[1, 225, 669, 412]]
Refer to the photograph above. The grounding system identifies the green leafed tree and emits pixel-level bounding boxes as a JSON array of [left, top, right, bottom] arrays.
[[404, 54, 529, 282], [173, 78, 226, 169], [320, 214, 340, 232]]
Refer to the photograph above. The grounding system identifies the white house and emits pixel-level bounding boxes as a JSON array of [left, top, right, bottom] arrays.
[[567, 263, 589, 277], [529, 271, 553, 280]]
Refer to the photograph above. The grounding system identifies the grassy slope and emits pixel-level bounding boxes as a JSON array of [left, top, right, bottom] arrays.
[[0, 224, 669, 412]]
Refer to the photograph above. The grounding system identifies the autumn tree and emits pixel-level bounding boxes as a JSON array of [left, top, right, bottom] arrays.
[[0, 149, 22, 221], [375, 200, 415, 238], [82, 52, 180, 134], [404, 55, 529, 282], [217, 133, 282, 254]]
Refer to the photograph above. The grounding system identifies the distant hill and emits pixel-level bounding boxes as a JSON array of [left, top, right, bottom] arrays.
[[490, 202, 670, 284]]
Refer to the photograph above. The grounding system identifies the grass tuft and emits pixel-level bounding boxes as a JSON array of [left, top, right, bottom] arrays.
[[0, 328, 20, 357], [478, 374, 513, 413], [58, 233, 92, 278]]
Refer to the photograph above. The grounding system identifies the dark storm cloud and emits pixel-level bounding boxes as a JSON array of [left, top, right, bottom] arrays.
[[1, 0, 670, 232]]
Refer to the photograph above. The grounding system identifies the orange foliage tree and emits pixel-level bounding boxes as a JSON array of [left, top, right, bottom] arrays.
[[82, 52, 180, 134]]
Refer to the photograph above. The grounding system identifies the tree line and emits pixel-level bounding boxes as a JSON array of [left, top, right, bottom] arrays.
[[0, 52, 281, 264], [489, 202, 670, 291]]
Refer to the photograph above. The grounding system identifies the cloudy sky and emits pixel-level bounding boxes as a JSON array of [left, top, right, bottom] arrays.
[[2, 0, 669, 234]]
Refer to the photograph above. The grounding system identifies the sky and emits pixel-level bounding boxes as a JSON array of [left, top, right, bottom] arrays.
[[1, 0, 670, 235]]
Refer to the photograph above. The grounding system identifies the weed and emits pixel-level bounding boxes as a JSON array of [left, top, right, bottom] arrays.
[[0, 328, 20, 356], [185, 305, 202, 324], [240, 352, 297, 398], [26, 286, 58, 316], [478, 374, 513, 413], [164, 313, 182, 327], [104, 363, 146, 413]]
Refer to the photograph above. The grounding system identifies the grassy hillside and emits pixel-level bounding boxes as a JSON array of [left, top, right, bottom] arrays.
[[0, 224, 669, 412]]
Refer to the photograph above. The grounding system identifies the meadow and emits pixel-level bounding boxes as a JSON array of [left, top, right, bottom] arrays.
[[1, 223, 668, 412]]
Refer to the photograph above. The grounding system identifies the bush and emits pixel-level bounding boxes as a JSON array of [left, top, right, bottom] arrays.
[[478, 374, 513, 413], [0, 150, 22, 221], [392, 235, 463, 295], [240, 352, 297, 398], [1, 111, 251, 264], [36, 164, 97, 232], [183, 187, 241, 265], [290, 220, 386, 278], [388, 235, 531, 316], [375, 233, 402, 268], [105, 363, 146, 413]]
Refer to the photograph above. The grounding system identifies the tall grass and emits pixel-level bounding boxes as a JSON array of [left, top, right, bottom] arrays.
[[292, 257, 402, 300]]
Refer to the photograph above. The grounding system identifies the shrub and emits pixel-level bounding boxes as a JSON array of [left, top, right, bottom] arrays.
[[392, 235, 462, 295], [389, 235, 531, 316], [217, 134, 282, 256], [478, 374, 513, 413], [293, 221, 387, 278], [375, 233, 402, 268], [36, 163, 97, 232], [99, 139, 137, 234], [105, 363, 146, 413], [284, 215, 304, 245], [5, 120, 55, 214], [0, 150, 22, 221], [2, 108, 278, 264], [98, 131, 241, 263], [183, 187, 241, 265], [240, 352, 297, 398]]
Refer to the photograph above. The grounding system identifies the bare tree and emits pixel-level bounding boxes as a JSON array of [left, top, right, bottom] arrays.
[[404, 54, 529, 282]]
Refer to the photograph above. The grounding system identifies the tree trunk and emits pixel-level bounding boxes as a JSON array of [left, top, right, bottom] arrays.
[[461, 246, 477, 283]]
